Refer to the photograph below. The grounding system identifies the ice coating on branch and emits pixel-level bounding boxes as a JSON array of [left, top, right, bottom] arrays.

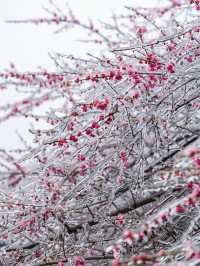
[[0, 0, 200, 265]]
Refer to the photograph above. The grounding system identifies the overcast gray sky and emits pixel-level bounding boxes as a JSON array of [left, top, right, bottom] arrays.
[[0, 0, 159, 150]]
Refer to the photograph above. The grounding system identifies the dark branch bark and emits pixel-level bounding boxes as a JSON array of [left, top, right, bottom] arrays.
[[144, 135, 198, 177], [110, 186, 183, 216], [6, 242, 39, 252], [35, 256, 114, 266]]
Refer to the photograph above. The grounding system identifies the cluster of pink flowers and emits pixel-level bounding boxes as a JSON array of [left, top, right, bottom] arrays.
[[0, 0, 200, 265]]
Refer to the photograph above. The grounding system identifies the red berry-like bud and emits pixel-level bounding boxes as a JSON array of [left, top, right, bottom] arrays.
[[69, 135, 78, 142], [175, 204, 185, 213], [167, 63, 175, 73]]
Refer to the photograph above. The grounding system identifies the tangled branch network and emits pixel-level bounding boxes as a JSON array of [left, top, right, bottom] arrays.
[[0, 0, 200, 265]]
